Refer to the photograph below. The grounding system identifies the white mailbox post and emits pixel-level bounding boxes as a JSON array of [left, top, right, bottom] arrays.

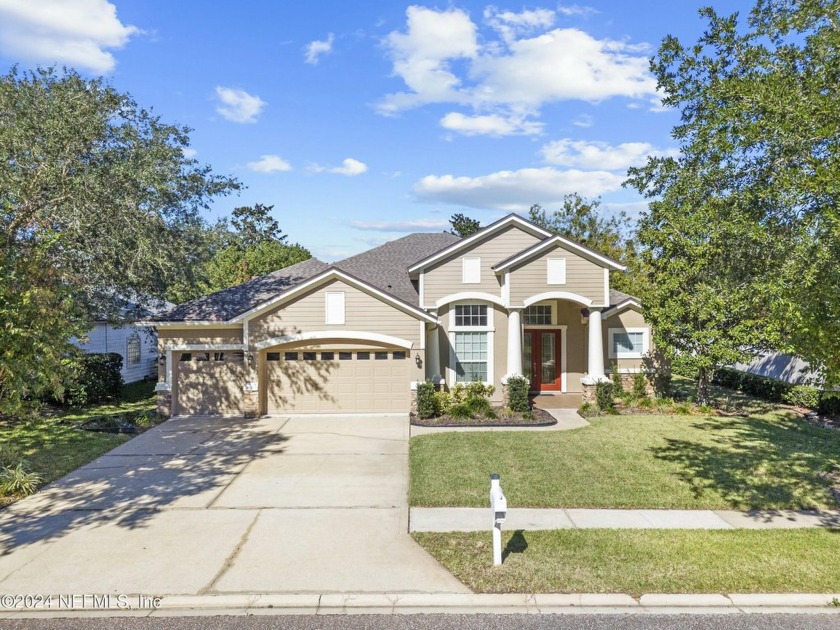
[[489, 473, 507, 566]]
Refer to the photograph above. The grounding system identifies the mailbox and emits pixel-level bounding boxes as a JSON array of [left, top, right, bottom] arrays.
[[490, 474, 507, 523]]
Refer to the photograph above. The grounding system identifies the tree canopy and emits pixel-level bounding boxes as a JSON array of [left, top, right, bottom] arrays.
[[448, 213, 481, 238], [627, 0, 840, 391], [0, 67, 240, 413]]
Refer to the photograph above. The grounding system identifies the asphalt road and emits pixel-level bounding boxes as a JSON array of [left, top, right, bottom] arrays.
[[2, 615, 839, 630]]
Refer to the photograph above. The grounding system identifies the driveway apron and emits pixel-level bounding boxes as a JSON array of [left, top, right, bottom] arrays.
[[0, 415, 467, 595]]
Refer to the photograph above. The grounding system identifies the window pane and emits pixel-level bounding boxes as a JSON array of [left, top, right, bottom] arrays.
[[454, 304, 488, 327], [613, 332, 644, 354], [339, 351, 352, 360], [321, 352, 334, 360], [357, 352, 370, 360], [266, 352, 280, 361], [393, 351, 406, 360], [455, 332, 488, 382], [302, 352, 317, 361], [284, 352, 298, 361], [375, 351, 388, 360], [524, 305, 552, 325]]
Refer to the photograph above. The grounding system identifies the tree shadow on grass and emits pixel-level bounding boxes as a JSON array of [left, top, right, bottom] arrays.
[[649, 413, 840, 512]]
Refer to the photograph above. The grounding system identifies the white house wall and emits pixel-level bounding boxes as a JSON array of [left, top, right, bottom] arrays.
[[72, 323, 158, 383]]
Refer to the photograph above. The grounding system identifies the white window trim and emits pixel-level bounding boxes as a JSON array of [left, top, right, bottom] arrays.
[[462, 257, 481, 284], [325, 291, 345, 325], [547, 258, 566, 285], [608, 327, 650, 359], [126, 333, 141, 366], [447, 301, 494, 386]]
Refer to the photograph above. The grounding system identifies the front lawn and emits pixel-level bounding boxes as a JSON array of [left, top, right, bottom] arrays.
[[0, 380, 160, 507], [410, 409, 840, 510], [413, 529, 840, 595]]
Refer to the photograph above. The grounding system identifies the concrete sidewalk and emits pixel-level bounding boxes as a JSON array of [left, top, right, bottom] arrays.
[[410, 507, 840, 531]]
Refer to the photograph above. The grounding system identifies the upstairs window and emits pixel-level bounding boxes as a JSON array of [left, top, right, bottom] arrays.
[[454, 304, 488, 327], [462, 257, 481, 284], [524, 305, 552, 326], [547, 258, 566, 285]]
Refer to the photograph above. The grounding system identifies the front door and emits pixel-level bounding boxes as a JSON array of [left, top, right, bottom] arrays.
[[524, 330, 562, 392]]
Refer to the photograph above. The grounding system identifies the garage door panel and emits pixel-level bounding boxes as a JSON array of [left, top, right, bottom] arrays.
[[266, 348, 409, 414]]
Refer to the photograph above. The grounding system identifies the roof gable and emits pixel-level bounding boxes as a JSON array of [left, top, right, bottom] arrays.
[[493, 235, 626, 272], [407, 214, 552, 274]]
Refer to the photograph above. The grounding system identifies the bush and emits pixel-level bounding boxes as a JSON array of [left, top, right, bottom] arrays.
[[63, 353, 124, 406], [416, 381, 436, 418], [465, 396, 494, 418], [632, 372, 649, 398], [578, 402, 596, 417], [448, 403, 471, 420], [819, 392, 840, 417], [595, 381, 615, 411], [505, 375, 530, 413], [0, 463, 42, 497], [432, 390, 453, 416], [783, 385, 820, 409], [610, 366, 624, 392]]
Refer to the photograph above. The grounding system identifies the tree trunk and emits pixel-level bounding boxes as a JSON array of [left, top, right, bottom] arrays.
[[696, 367, 711, 406]]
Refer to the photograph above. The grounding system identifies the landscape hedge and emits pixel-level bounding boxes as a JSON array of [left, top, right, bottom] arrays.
[[63, 353, 124, 407], [712, 366, 828, 412]]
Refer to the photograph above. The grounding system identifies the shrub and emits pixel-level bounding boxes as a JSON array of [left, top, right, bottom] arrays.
[[460, 381, 496, 401], [432, 390, 453, 416], [448, 403, 471, 420], [595, 381, 615, 411], [578, 402, 596, 417], [632, 372, 649, 398], [819, 392, 840, 417], [0, 463, 42, 497], [505, 375, 530, 413], [673, 402, 692, 415], [63, 353, 124, 406], [416, 381, 436, 418], [610, 366, 624, 392], [637, 397, 654, 410], [782, 385, 820, 409]]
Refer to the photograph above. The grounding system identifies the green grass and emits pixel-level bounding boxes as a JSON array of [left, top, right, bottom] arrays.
[[0, 380, 159, 506], [413, 529, 840, 595], [410, 409, 840, 510]]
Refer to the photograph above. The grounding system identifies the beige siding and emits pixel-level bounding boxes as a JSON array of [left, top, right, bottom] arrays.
[[157, 327, 243, 347], [423, 226, 541, 305], [248, 279, 421, 350], [603, 308, 651, 372], [174, 354, 247, 416], [509, 245, 606, 306]]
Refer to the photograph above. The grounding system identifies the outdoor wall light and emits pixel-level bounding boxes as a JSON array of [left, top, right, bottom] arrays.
[[415, 353, 422, 368]]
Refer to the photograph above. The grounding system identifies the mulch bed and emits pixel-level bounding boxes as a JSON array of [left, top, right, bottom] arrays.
[[410, 406, 556, 427]]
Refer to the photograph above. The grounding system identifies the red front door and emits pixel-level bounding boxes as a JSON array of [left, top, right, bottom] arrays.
[[524, 330, 562, 392]]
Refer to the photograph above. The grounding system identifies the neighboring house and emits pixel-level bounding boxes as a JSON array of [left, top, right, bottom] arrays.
[[147, 214, 652, 417], [735, 351, 823, 386], [73, 301, 168, 384]]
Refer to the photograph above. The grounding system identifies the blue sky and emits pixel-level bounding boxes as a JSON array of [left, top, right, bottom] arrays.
[[0, 0, 746, 261]]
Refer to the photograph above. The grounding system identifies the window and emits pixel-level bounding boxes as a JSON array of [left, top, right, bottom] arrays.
[[454, 304, 487, 327], [339, 351, 352, 360], [213, 352, 225, 361], [228, 352, 245, 362], [179, 353, 192, 362], [284, 352, 299, 361], [325, 292, 345, 325], [357, 352, 370, 360], [375, 351, 388, 360], [321, 352, 335, 360], [608, 329, 649, 359], [126, 334, 141, 366], [454, 332, 488, 383], [302, 352, 317, 361], [194, 352, 210, 361], [524, 305, 552, 326], [393, 351, 406, 360], [547, 258, 566, 285], [462, 257, 481, 284], [266, 352, 280, 362]]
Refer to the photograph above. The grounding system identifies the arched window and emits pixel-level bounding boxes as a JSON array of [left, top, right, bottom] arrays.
[[126, 333, 141, 366]]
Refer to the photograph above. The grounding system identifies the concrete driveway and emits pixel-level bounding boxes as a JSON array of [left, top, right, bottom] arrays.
[[0, 415, 467, 595]]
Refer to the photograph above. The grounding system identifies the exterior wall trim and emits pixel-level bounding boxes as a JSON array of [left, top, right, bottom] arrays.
[[254, 330, 414, 351], [523, 291, 593, 307], [603, 299, 643, 317], [435, 292, 505, 308]]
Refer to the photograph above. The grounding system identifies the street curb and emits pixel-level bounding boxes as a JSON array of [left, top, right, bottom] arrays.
[[2, 592, 840, 617]]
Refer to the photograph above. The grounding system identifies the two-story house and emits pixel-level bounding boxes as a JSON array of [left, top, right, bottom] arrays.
[[147, 214, 650, 417]]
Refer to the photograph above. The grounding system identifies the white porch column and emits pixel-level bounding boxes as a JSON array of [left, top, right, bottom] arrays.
[[587, 308, 606, 380], [427, 325, 441, 381], [506, 308, 523, 377]]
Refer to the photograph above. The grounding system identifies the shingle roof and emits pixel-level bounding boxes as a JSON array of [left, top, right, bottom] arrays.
[[154, 232, 461, 322], [609, 289, 639, 307], [155, 257, 330, 321], [334, 232, 461, 306]]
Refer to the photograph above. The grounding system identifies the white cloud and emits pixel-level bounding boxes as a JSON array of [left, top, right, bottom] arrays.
[[484, 7, 555, 44], [348, 218, 449, 232], [311, 158, 368, 176], [246, 154, 292, 173], [182, 148, 198, 159], [540, 139, 677, 171], [556, 4, 599, 18], [379, 7, 658, 118], [214, 87, 266, 123], [572, 114, 594, 128], [440, 112, 543, 136], [0, 0, 138, 73], [414, 167, 625, 211], [304, 32, 334, 64], [379, 6, 478, 114]]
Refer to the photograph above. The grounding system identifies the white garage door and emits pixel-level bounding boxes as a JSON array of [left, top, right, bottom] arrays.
[[175, 351, 246, 416], [266, 348, 410, 414]]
